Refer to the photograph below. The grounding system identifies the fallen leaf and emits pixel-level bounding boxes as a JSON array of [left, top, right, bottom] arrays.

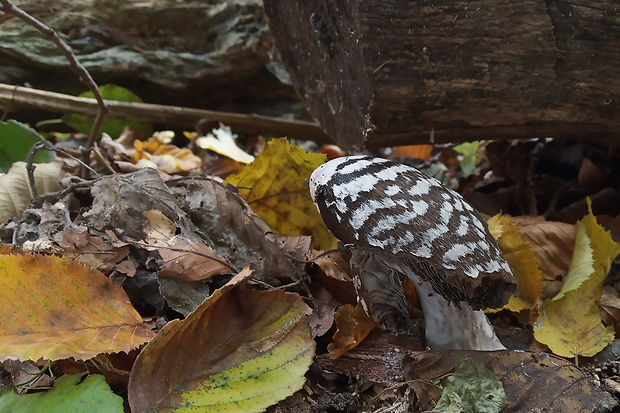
[[196, 123, 255, 164], [0, 254, 154, 361], [533, 201, 620, 358], [224, 138, 337, 250], [328, 303, 376, 358], [434, 357, 507, 413], [0, 373, 123, 413], [138, 210, 235, 281], [53, 226, 130, 273], [169, 177, 297, 286], [404, 350, 618, 412], [487, 214, 543, 312], [134, 136, 201, 173], [128, 268, 315, 413], [0, 161, 66, 222]]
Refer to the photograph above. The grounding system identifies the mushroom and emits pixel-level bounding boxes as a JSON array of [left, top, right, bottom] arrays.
[[309, 155, 519, 350]]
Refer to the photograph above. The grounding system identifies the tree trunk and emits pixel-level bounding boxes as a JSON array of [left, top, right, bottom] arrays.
[[264, 0, 620, 151]]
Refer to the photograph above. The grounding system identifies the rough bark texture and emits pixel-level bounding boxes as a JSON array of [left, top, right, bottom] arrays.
[[0, 0, 301, 117], [264, 0, 620, 151]]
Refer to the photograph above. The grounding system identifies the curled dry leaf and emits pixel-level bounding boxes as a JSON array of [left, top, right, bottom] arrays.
[[0, 161, 67, 222], [53, 226, 130, 273], [328, 303, 376, 359], [128, 268, 315, 413], [169, 177, 297, 286], [138, 210, 235, 282], [0, 254, 154, 361]]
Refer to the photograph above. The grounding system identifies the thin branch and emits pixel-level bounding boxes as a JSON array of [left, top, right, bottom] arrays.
[[0, 83, 333, 144], [0, 0, 108, 161]]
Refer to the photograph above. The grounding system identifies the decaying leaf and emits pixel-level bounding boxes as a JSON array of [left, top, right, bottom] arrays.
[[134, 136, 201, 173], [169, 176, 297, 286], [434, 357, 507, 413], [0, 373, 123, 413], [0, 254, 154, 361], [53, 226, 130, 273], [0, 161, 66, 222], [224, 138, 337, 250], [487, 214, 543, 312], [534, 202, 620, 358], [138, 210, 235, 282], [404, 350, 618, 412], [128, 268, 315, 413], [328, 303, 376, 359]]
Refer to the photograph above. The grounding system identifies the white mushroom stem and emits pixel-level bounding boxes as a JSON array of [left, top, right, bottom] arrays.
[[407, 276, 505, 350]]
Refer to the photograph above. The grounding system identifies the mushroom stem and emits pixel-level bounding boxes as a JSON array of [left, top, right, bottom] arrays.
[[408, 276, 505, 350]]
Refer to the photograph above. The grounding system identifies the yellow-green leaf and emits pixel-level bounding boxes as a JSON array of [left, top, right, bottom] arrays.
[[487, 214, 543, 311], [128, 267, 316, 413], [224, 138, 337, 250], [0, 254, 154, 361], [533, 201, 620, 358]]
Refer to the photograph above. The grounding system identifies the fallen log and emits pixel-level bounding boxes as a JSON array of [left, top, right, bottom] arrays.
[[264, 0, 620, 151]]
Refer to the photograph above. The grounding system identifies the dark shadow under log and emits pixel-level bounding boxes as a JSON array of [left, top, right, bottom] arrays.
[[264, 0, 620, 150]]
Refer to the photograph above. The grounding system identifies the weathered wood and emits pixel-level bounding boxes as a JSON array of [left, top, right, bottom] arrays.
[[264, 0, 620, 151], [0, 84, 331, 143]]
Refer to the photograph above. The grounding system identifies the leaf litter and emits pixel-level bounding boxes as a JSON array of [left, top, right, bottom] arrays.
[[0, 134, 619, 412]]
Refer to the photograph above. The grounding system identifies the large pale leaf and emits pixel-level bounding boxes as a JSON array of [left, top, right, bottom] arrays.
[[128, 268, 315, 413], [533, 202, 620, 358], [0, 373, 123, 413], [0, 254, 154, 361], [224, 138, 337, 250], [0, 161, 66, 222]]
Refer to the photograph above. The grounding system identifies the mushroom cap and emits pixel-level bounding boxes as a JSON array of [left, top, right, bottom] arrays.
[[309, 155, 519, 310]]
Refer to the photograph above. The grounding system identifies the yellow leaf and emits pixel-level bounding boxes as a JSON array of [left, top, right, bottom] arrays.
[[128, 268, 316, 413], [224, 138, 337, 250], [487, 214, 543, 311], [134, 136, 201, 173], [0, 254, 154, 361], [533, 201, 620, 358]]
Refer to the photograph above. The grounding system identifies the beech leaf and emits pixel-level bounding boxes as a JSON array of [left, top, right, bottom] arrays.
[[128, 267, 316, 413], [533, 201, 620, 358], [0, 254, 154, 361], [224, 138, 337, 250]]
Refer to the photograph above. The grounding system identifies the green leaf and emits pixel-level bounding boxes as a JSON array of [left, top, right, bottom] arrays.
[[63, 84, 153, 139], [0, 373, 123, 413], [0, 120, 53, 172], [435, 358, 507, 413], [453, 141, 482, 176]]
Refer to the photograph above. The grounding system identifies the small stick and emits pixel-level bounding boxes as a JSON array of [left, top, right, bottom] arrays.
[[0, 0, 109, 168]]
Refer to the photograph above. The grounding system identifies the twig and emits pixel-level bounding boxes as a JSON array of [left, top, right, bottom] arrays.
[[0, 83, 333, 144], [0, 0, 109, 165]]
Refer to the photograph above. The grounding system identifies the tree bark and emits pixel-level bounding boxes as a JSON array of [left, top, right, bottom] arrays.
[[264, 0, 620, 151]]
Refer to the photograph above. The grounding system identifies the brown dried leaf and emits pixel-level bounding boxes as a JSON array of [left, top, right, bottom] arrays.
[[53, 226, 129, 273], [137, 210, 235, 281], [328, 303, 376, 359]]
